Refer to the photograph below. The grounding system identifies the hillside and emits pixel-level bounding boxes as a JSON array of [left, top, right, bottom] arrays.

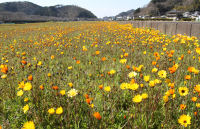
[[0, 1, 97, 22], [116, 9, 135, 17], [117, 0, 200, 17], [135, 0, 200, 16]]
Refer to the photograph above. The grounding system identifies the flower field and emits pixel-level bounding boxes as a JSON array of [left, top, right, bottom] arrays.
[[0, 22, 199, 128]]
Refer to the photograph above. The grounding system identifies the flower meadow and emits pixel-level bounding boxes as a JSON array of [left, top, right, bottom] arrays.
[[0, 22, 199, 128]]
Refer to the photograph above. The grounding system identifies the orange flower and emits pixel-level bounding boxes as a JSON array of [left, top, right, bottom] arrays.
[[156, 56, 160, 61], [52, 86, 59, 90], [169, 89, 175, 95], [86, 98, 91, 104], [191, 97, 197, 102], [154, 52, 159, 57], [124, 53, 128, 57], [126, 65, 130, 69], [84, 94, 89, 99], [21, 52, 26, 56], [1, 65, 8, 74], [93, 112, 101, 120], [181, 54, 184, 60], [169, 67, 176, 74], [180, 104, 186, 110], [22, 56, 26, 60], [28, 75, 33, 81], [168, 54, 173, 58], [170, 50, 175, 54], [101, 57, 106, 61], [39, 85, 44, 90], [95, 51, 100, 55], [152, 61, 156, 66], [194, 85, 200, 92], [185, 75, 191, 80], [76, 60, 80, 64], [169, 64, 178, 74], [196, 48, 200, 54], [130, 79, 135, 84], [51, 55, 55, 59], [188, 50, 191, 54], [188, 67, 195, 72], [99, 85, 103, 89], [21, 60, 27, 65]]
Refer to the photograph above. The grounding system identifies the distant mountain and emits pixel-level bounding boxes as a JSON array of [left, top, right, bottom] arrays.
[[134, 0, 200, 16], [0, 1, 97, 22], [116, 9, 135, 17]]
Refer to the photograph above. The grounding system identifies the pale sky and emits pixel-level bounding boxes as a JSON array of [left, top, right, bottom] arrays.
[[0, 0, 151, 18]]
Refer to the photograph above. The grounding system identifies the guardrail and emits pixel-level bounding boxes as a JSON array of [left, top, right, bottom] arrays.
[[120, 21, 200, 38]]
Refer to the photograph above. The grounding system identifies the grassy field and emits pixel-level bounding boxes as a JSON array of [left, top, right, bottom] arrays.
[[0, 22, 199, 129]]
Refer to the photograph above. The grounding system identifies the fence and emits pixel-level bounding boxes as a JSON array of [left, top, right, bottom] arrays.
[[120, 21, 200, 38]]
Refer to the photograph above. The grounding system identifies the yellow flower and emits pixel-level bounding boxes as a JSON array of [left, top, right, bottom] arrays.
[[144, 75, 150, 82], [67, 89, 78, 97], [132, 95, 142, 103], [22, 121, 35, 129], [60, 90, 66, 96], [152, 68, 158, 73], [82, 46, 88, 51], [172, 94, 176, 99], [89, 104, 94, 108], [56, 107, 63, 114], [163, 95, 169, 103], [48, 108, 55, 114], [68, 66, 73, 70], [24, 98, 29, 102], [163, 47, 167, 51], [110, 69, 116, 75], [18, 81, 25, 89], [196, 48, 200, 54], [119, 59, 127, 64], [120, 83, 128, 90], [23, 82, 32, 91], [23, 104, 29, 113], [47, 73, 51, 77], [154, 79, 161, 84], [17, 90, 23, 96], [1, 74, 7, 79], [165, 91, 170, 97], [149, 80, 155, 87], [194, 84, 200, 92], [68, 82, 73, 87], [128, 71, 137, 78], [143, 51, 146, 55], [178, 114, 191, 127], [37, 61, 42, 66], [142, 93, 148, 99], [158, 70, 167, 78], [129, 83, 139, 91], [179, 87, 189, 96], [196, 103, 200, 108], [104, 86, 111, 92]]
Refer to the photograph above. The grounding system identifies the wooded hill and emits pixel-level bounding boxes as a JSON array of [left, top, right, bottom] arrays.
[[0, 1, 97, 22], [117, 0, 200, 17]]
